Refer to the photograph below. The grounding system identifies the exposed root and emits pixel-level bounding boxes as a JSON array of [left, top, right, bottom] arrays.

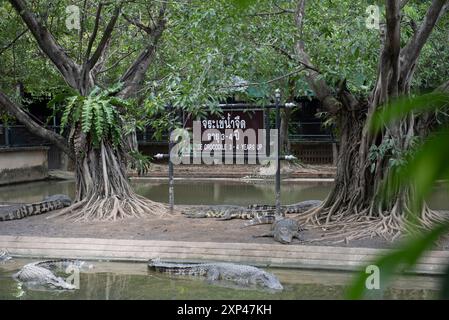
[[48, 139, 174, 222], [295, 201, 449, 244], [48, 193, 171, 222]]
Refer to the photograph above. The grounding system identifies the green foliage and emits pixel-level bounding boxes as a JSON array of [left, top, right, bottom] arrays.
[[52, 84, 129, 147], [346, 222, 449, 299], [369, 93, 449, 133], [368, 138, 407, 174], [129, 150, 152, 176]]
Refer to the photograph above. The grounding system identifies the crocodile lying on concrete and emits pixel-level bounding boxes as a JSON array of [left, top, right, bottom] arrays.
[[252, 218, 306, 244], [182, 200, 322, 220], [148, 259, 283, 291], [13, 259, 88, 290], [182, 205, 277, 220], [0, 194, 72, 221], [247, 200, 322, 214]]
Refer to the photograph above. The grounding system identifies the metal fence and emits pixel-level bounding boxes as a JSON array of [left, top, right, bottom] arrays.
[[0, 125, 61, 147]]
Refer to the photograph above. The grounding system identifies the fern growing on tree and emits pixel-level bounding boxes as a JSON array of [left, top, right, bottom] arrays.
[[46, 84, 168, 221], [57, 85, 127, 147]]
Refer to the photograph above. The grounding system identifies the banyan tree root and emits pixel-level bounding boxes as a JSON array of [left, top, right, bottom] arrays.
[[295, 201, 448, 244], [48, 140, 171, 222], [48, 193, 170, 222]]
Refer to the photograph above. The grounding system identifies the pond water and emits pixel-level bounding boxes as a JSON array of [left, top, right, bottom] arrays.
[[0, 179, 447, 299], [0, 259, 441, 300], [0, 178, 448, 210]]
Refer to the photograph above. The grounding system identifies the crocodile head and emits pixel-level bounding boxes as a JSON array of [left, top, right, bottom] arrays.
[[48, 277, 77, 290], [274, 226, 295, 244], [0, 250, 11, 263], [253, 272, 283, 291]]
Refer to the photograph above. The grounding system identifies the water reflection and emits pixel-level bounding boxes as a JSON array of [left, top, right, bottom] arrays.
[[0, 179, 447, 208], [0, 260, 440, 300]]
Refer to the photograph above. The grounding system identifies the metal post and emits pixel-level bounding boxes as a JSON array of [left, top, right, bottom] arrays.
[[264, 106, 270, 158], [168, 104, 174, 212], [275, 89, 281, 217], [5, 125, 10, 147]]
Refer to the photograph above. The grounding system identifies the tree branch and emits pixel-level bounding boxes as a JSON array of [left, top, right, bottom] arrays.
[[292, 0, 348, 113], [96, 49, 137, 75], [400, 0, 411, 10], [119, 2, 167, 98], [84, 3, 104, 61], [246, 10, 294, 17], [219, 67, 305, 89], [8, 0, 81, 89], [400, 0, 448, 81], [0, 28, 28, 56], [87, 5, 121, 69], [0, 90, 72, 157], [122, 13, 153, 34], [274, 1, 295, 14], [436, 79, 449, 92], [269, 43, 295, 61], [384, 0, 401, 98]]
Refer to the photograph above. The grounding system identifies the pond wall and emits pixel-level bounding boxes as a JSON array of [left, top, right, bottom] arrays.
[[0, 146, 49, 185]]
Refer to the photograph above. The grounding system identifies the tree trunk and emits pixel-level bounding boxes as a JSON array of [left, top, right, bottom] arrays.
[[300, 80, 446, 242], [8, 0, 169, 221], [52, 125, 167, 221], [294, 0, 448, 242]]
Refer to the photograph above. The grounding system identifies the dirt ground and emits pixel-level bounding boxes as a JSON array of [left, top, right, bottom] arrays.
[[0, 205, 409, 250]]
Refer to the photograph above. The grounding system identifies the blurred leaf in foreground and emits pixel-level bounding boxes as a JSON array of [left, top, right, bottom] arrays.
[[346, 222, 449, 299]]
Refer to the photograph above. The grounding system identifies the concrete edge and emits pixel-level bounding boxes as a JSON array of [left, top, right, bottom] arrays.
[[1, 235, 447, 275], [130, 177, 335, 183]]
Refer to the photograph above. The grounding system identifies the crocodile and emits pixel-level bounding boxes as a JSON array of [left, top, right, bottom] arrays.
[[148, 259, 283, 291], [253, 218, 306, 244], [247, 200, 322, 214], [0, 194, 72, 221], [182, 205, 278, 220], [182, 200, 322, 220], [13, 259, 89, 290], [0, 250, 11, 263]]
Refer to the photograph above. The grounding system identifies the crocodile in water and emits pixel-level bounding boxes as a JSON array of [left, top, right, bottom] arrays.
[[148, 259, 283, 291], [0, 250, 11, 263], [13, 259, 89, 290]]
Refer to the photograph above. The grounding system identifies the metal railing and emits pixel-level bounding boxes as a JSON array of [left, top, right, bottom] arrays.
[[289, 121, 335, 142], [0, 125, 61, 148]]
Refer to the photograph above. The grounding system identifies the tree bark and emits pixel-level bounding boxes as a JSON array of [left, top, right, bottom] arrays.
[[8, 0, 169, 220], [294, 0, 448, 240]]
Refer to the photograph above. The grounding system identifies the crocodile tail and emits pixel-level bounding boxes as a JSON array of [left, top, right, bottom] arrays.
[[1, 205, 29, 221], [1, 200, 64, 221]]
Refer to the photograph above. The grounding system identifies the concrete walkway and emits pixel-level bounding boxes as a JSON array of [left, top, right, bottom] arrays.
[[1, 235, 447, 275]]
